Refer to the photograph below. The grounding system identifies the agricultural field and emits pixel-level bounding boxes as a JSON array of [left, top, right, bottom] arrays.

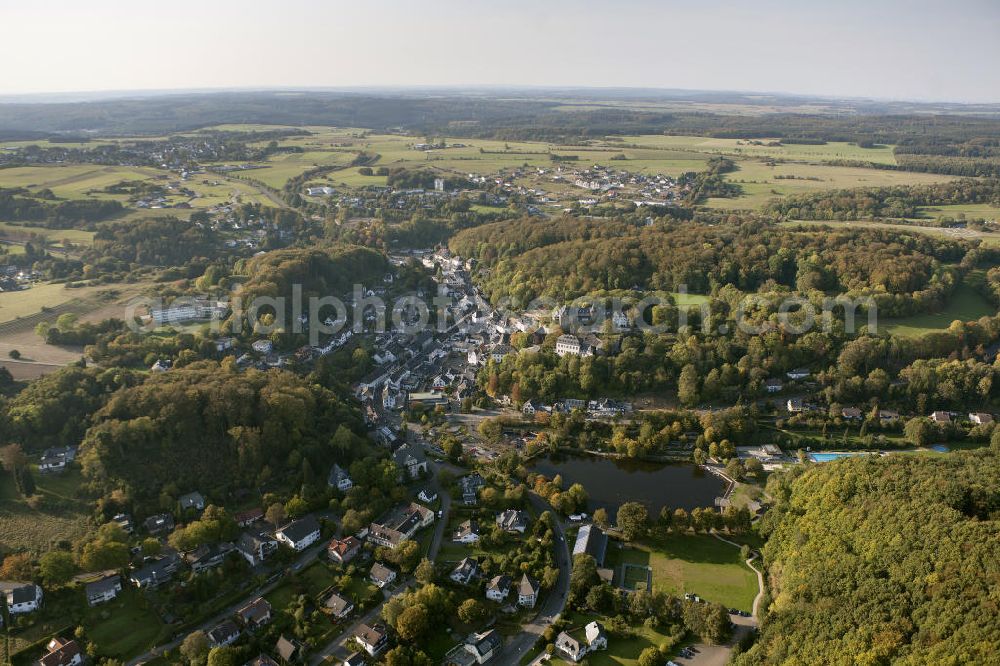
[[620, 134, 899, 165], [231, 129, 714, 191], [0, 221, 95, 246], [0, 165, 163, 201], [781, 219, 1000, 247], [706, 159, 958, 210], [4, 128, 943, 216], [232, 150, 357, 189], [0, 282, 120, 325], [915, 202, 1000, 223], [604, 534, 758, 612], [0, 164, 274, 214], [0, 467, 94, 555]]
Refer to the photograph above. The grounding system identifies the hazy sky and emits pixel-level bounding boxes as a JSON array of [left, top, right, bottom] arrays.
[[4, 0, 999, 102]]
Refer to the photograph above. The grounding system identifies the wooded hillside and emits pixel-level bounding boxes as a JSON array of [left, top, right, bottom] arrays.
[[740, 452, 1000, 664]]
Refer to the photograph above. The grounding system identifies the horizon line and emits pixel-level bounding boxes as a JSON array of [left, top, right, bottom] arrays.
[[1, 84, 998, 108]]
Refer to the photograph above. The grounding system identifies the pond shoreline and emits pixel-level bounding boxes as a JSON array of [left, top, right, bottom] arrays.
[[530, 450, 726, 519]]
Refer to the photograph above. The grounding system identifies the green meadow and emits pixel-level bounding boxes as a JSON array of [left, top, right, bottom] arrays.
[[879, 284, 996, 337], [604, 534, 758, 611], [707, 160, 956, 210]]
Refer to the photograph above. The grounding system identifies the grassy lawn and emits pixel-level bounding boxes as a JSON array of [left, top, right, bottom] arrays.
[[0, 283, 87, 323], [727, 483, 764, 511], [0, 469, 93, 553], [0, 222, 96, 246], [546, 610, 684, 666], [916, 202, 1000, 223], [605, 534, 758, 612], [83, 588, 171, 658], [298, 560, 339, 592], [672, 291, 710, 306], [341, 576, 379, 607], [766, 423, 907, 449], [879, 284, 995, 337], [265, 560, 338, 610]]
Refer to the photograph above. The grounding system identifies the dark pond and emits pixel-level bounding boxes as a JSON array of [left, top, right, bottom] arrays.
[[532, 454, 726, 520]]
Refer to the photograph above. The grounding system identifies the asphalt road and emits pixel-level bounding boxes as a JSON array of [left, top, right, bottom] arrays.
[[500, 492, 572, 663], [426, 470, 452, 562]]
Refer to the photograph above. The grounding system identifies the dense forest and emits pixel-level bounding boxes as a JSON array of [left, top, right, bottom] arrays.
[[740, 452, 1000, 664], [78, 361, 367, 513], [235, 244, 388, 299], [1, 365, 140, 453], [84, 216, 219, 269], [452, 218, 969, 315]]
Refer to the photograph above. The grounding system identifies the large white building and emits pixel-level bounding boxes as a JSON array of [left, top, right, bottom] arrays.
[[275, 516, 321, 551]]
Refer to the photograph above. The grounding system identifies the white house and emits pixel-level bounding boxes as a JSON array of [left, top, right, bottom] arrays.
[[611, 310, 632, 330], [237, 530, 278, 566], [323, 590, 354, 619], [328, 464, 353, 492], [275, 516, 321, 551], [207, 620, 241, 648], [5, 583, 43, 614], [485, 575, 511, 602], [85, 575, 121, 607], [930, 411, 951, 424], [369, 563, 397, 588], [449, 557, 480, 585], [970, 412, 994, 425], [392, 443, 428, 479], [517, 574, 539, 608], [786, 368, 810, 380], [555, 334, 584, 357], [452, 519, 480, 544], [38, 446, 77, 474], [496, 509, 529, 534], [556, 622, 608, 662], [443, 630, 502, 666], [354, 624, 388, 657]]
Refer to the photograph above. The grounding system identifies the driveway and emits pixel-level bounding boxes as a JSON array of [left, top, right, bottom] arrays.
[[127, 529, 333, 666], [681, 615, 757, 666], [426, 482, 452, 561], [308, 581, 404, 665]]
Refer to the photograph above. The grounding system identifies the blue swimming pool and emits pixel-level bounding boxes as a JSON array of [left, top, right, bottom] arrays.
[[931, 444, 950, 453], [809, 452, 869, 462]]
